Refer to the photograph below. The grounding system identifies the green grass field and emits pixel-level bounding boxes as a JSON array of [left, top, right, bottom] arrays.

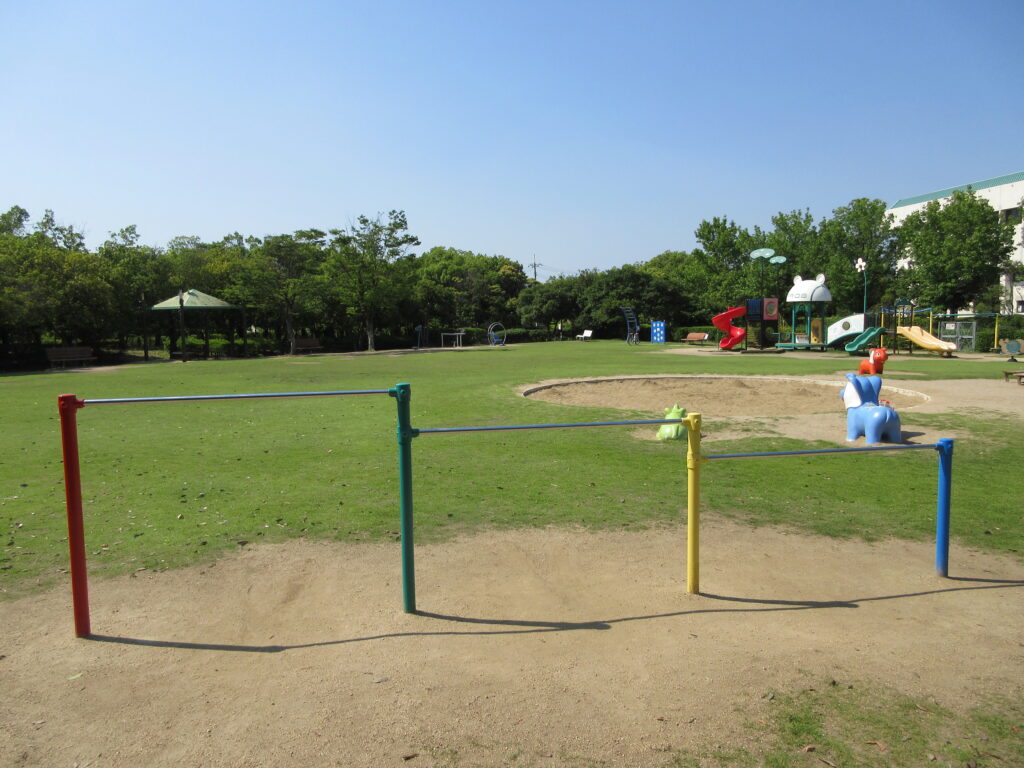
[[3, 341, 1021, 766], [2, 341, 1020, 599]]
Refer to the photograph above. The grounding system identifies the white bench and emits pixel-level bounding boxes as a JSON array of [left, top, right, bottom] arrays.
[[575, 330, 593, 341]]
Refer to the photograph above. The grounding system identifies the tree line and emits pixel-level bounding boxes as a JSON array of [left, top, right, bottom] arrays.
[[0, 190, 1016, 368]]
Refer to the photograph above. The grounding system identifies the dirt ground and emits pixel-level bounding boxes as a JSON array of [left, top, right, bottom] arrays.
[[2, 365, 1023, 767], [521, 368, 1023, 445]]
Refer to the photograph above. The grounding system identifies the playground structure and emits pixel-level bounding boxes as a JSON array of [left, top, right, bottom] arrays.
[[873, 301, 956, 356], [59, 382, 953, 637], [826, 313, 884, 352], [486, 322, 507, 346], [745, 297, 780, 349], [897, 325, 957, 356], [711, 306, 747, 350], [620, 307, 640, 344], [706, 266, 1015, 358], [774, 275, 832, 350], [712, 275, 831, 352], [710, 299, 781, 351]]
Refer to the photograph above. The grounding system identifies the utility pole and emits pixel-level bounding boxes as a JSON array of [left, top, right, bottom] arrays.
[[529, 255, 543, 281]]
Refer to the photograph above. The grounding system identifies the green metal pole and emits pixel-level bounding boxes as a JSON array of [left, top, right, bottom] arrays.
[[390, 383, 418, 613], [862, 268, 868, 315]]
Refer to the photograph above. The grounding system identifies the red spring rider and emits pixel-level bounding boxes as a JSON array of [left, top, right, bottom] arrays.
[[858, 347, 888, 375]]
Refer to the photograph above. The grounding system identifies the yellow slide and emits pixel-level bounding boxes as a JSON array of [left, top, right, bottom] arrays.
[[897, 325, 957, 356]]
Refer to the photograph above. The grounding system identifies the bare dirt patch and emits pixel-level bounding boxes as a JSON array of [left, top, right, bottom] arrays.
[[522, 374, 1020, 444], [2, 523, 1023, 767]]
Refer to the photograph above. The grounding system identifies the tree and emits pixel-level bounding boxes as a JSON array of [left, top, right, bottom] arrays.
[[17, 234, 113, 344], [325, 211, 420, 351], [0, 205, 30, 236], [34, 209, 87, 251], [817, 198, 898, 313], [693, 216, 766, 272], [566, 265, 680, 337], [98, 225, 171, 350], [897, 189, 1013, 313], [247, 232, 328, 353], [414, 247, 528, 329], [764, 209, 817, 297], [516, 275, 580, 332]]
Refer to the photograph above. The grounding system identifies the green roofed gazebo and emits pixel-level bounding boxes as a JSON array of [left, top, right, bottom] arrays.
[[150, 289, 245, 361]]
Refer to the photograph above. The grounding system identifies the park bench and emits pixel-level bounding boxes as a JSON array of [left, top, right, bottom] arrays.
[[680, 332, 709, 345], [46, 346, 97, 368], [294, 337, 323, 353], [1002, 370, 1024, 382], [575, 330, 593, 341]]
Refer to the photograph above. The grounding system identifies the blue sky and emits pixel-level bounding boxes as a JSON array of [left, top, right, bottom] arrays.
[[3, 0, 1022, 276]]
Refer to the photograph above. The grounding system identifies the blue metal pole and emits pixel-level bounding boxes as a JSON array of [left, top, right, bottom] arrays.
[[935, 438, 953, 578], [416, 418, 681, 435], [706, 443, 938, 460], [390, 383, 417, 612]]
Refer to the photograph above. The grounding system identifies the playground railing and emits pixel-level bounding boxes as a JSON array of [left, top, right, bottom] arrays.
[[59, 385, 954, 637]]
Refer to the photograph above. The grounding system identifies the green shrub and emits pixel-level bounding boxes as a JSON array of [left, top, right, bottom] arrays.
[[505, 327, 551, 343]]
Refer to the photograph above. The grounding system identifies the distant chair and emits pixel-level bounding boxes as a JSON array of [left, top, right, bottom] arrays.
[[575, 329, 593, 341]]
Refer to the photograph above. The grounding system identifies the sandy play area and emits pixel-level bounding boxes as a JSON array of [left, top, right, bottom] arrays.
[[2, 373, 1022, 767], [522, 371, 1022, 445]]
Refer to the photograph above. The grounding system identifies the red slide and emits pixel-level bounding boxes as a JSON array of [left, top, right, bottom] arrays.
[[712, 306, 747, 350]]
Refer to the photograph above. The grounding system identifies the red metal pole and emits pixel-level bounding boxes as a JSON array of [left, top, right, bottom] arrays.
[[58, 394, 90, 637]]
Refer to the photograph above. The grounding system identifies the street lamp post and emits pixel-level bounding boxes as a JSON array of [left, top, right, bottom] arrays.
[[855, 258, 868, 315]]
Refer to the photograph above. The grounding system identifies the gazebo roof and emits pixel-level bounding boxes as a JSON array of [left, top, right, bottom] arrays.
[[150, 289, 237, 310]]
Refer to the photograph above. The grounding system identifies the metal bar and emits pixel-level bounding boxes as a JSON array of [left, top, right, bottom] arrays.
[[935, 438, 954, 578], [58, 394, 91, 638], [683, 413, 702, 594], [706, 443, 939, 460], [417, 418, 682, 435], [390, 384, 417, 613], [82, 389, 392, 405]]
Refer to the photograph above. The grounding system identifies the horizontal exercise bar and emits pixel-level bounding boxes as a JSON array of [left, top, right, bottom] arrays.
[[83, 389, 392, 405], [416, 418, 682, 435], [707, 443, 940, 461]]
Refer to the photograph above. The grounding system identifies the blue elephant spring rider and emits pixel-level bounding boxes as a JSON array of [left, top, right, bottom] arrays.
[[840, 373, 902, 445]]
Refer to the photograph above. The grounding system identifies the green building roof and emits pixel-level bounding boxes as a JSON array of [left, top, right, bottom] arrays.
[[890, 170, 1024, 209]]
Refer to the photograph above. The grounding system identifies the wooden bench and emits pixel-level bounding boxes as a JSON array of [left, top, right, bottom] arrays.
[[680, 332, 709, 345], [294, 337, 323, 353], [1002, 370, 1024, 382], [46, 347, 97, 368]]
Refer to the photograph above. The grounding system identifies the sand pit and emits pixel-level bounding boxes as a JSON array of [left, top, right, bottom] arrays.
[[522, 374, 1019, 444]]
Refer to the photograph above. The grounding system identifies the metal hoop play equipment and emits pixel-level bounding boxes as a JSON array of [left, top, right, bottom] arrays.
[[620, 307, 640, 344], [487, 322, 507, 346]]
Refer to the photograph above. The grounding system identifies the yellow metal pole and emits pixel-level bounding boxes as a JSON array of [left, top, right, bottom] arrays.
[[682, 412, 703, 594], [994, 314, 999, 353]]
